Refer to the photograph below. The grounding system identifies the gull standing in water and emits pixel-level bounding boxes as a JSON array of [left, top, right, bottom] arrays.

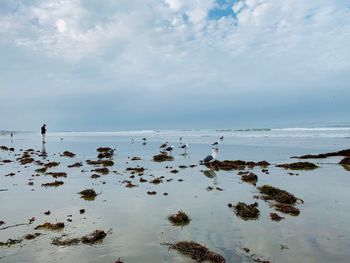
[[165, 145, 174, 154], [203, 148, 218, 163], [179, 143, 188, 154], [212, 141, 220, 147], [160, 141, 168, 149], [179, 137, 183, 144]]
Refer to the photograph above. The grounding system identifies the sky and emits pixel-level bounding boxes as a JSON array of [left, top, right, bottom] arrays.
[[0, 0, 349, 131]]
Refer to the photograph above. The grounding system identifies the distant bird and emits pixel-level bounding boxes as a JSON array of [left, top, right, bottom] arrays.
[[165, 145, 174, 153], [160, 141, 168, 148], [219, 136, 224, 140], [203, 148, 218, 163], [179, 137, 183, 144], [142, 137, 147, 141], [212, 141, 220, 146], [179, 143, 188, 153]]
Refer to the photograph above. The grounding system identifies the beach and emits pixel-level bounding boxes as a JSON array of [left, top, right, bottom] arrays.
[[1, 128, 350, 263]]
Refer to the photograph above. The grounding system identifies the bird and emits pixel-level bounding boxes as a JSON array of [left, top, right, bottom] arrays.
[[142, 137, 147, 141], [219, 136, 224, 140], [179, 137, 183, 144], [165, 145, 174, 153], [212, 141, 220, 146], [179, 143, 188, 153], [160, 141, 168, 148], [203, 148, 218, 163]]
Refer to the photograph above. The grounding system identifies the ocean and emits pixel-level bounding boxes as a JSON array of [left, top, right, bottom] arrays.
[[0, 127, 349, 262]]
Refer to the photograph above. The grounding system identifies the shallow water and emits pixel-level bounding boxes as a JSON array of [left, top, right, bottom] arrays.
[[1, 131, 350, 263]]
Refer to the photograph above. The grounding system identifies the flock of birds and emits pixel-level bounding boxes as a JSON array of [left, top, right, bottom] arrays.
[[131, 136, 224, 164]]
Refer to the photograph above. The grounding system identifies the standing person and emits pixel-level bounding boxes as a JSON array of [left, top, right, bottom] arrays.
[[41, 124, 47, 143]]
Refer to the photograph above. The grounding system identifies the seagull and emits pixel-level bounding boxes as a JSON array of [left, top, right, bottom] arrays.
[[212, 141, 220, 146], [219, 136, 224, 140], [165, 145, 174, 153], [160, 141, 168, 148], [179, 143, 188, 153], [142, 137, 147, 141], [203, 148, 218, 163], [179, 137, 183, 144]]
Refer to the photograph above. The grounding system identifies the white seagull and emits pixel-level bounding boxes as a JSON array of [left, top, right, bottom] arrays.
[[160, 141, 168, 148], [179, 143, 188, 153], [165, 145, 174, 153], [212, 141, 220, 146], [203, 148, 218, 163]]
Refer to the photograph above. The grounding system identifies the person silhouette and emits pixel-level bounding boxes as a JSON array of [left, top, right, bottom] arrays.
[[41, 124, 47, 143]]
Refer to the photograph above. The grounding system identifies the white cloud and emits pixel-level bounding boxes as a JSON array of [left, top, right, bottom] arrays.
[[0, 0, 349, 93], [55, 19, 67, 33]]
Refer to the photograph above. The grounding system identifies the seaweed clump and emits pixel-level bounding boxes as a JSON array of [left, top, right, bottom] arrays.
[[81, 230, 107, 244], [52, 237, 81, 246], [97, 147, 114, 159], [44, 162, 60, 168], [79, 189, 97, 200], [276, 162, 318, 170], [258, 185, 298, 204], [46, 172, 67, 178], [292, 149, 350, 159], [240, 172, 258, 184], [92, 167, 109, 175], [24, 233, 41, 240], [0, 238, 23, 247], [68, 162, 83, 168], [35, 167, 47, 173], [274, 204, 300, 216], [204, 160, 269, 170], [168, 211, 191, 225], [79, 189, 97, 196], [150, 177, 163, 184], [270, 213, 285, 222], [231, 202, 260, 220], [340, 157, 350, 165], [168, 241, 225, 263], [61, 151, 76, 157], [340, 157, 350, 171], [153, 154, 174, 162], [42, 180, 64, 187], [126, 166, 145, 174], [34, 222, 65, 230], [52, 230, 107, 246]]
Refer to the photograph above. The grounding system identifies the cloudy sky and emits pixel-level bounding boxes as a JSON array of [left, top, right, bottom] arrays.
[[1, 0, 349, 131]]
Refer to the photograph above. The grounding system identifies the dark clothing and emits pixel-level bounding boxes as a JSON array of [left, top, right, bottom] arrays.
[[41, 126, 46, 135]]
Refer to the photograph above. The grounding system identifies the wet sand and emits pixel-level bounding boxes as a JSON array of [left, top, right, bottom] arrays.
[[1, 132, 350, 263]]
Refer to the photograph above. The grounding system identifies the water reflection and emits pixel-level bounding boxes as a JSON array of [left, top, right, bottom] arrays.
[[41, 142, 47, 159]]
